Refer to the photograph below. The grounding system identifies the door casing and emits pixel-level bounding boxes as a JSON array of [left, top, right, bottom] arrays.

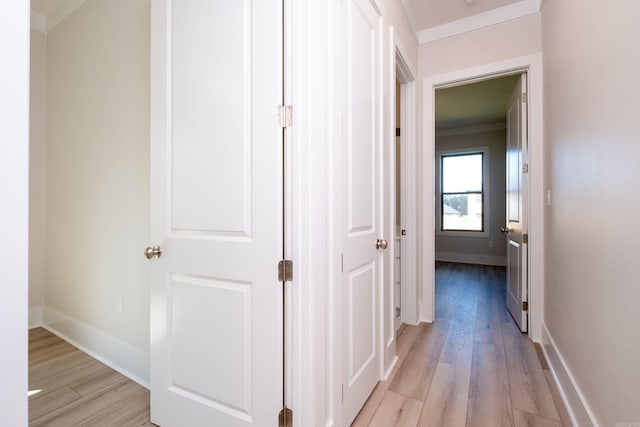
[[421, 53, 544, 341]]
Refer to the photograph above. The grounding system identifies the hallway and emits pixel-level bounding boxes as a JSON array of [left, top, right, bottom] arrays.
[[352, 262, 572, 427]]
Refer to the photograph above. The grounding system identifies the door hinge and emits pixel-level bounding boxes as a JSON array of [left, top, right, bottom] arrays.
[[523, 233, 529, 244], [522, 92, 528, 103], [401, 229, 407, 236], [341, 253, 344, 273], [341, 384, 344, 403], [522, 301, 529, 311], [522, 163, 529, 174], [278, 260, 293, 282], [278, 105, 293, 128], [278, 407, 293, 427]]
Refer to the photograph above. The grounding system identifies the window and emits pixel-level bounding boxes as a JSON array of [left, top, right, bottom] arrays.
[[440, 151, 485, 232]]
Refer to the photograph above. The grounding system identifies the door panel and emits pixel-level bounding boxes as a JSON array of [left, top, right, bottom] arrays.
[[342, 0, 383, 424], [505, 73, 528, 332], [150, 1, 283, 425]]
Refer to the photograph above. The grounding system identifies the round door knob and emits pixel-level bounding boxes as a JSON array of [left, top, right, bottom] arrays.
[[500, 226, 512, 233], [376, 239, 388, 250], [144, 245, 162, 259]]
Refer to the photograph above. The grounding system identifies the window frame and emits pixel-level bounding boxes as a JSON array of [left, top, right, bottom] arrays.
[[436, 147, 490, 238]]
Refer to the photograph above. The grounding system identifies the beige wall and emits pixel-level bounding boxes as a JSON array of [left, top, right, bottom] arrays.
[[30, 28, 47, 325], [419, 13, 542, 77], [541, 0, 640, 425], [45, 0, 150, 359], [435, 127, 506, 263]]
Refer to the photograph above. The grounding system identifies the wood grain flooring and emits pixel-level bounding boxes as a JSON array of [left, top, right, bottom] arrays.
[[352, 262, 572, 427], [28, 328, 155, 426]]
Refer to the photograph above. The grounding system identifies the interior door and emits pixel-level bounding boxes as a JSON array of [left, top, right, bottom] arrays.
[[341, 0, 383, 424], [149, 1, 283, 426], [504, 73, 528, 332]]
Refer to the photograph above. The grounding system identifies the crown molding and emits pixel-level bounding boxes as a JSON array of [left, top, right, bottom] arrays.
[[418, 0, 542, 44]]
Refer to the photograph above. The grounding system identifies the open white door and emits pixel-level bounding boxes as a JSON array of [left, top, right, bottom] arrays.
[[341, 0, 384, 424], [504, 73, 528, 332], [149, 1, 283, 426]]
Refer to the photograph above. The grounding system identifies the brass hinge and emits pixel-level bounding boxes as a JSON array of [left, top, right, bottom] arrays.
[[523, 233, 529, 244], [278, 260, 293, 282], [278, 105, 293, 128], [522, 163, 529, 174], [522, 92, 528, 103], [522, 301, 529, 311], [278, 407, 293, 427]]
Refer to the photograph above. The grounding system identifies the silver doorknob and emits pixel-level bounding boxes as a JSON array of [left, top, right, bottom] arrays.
[[376, 239, 388, 250], [500, 226, 512, 233], [144, 245, 162, 259]]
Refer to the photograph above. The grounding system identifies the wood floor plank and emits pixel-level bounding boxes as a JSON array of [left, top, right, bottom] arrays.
[[543, 371, 574, 427], [503, 326, 560, 421], [467, 341, 514, 427], [440, 309, 476, 369], [352, 363, 401, 427], [417, 362, 470, 427], [30, 381, 146, 427], [388, 321, 449, 401], [396, 324, 422, 363], [513, 409, 563, 427], [367, 390, 423, 427], [29, 386, 82, 421], [29, 328, 155, 426]]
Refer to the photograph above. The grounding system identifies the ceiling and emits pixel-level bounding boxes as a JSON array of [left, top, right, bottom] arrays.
[[435, 74, 519, 130], [402, 0, 523, 31]]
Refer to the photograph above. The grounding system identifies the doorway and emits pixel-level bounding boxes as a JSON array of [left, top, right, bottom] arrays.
[[421, 54, 544, 341], [433, 74, 527, 329]]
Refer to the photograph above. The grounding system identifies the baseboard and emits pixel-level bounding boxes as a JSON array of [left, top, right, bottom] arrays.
[[540, 322, 599, 427], [42, 306, 149, 389], [28, 305, 43, 329], [435, 251, 506, 266], [383, 355, 398, 381]]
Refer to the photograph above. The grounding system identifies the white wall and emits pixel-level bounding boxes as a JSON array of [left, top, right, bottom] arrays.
[[435, 127, 506, 265], [44, 0, 150, 383], [541, 1, 640, 425], [30, 28, 47, 328], [0, 1, 30, 424]]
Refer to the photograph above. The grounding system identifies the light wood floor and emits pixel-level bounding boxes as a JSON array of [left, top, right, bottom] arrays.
[[352, 262, 573, 427], [30, 263, 571, 426], [28, 327, 155, 426]]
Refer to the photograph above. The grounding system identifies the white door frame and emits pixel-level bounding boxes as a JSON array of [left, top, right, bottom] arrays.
[[421, 53, 544, 341], [394, 41, 419, 327]]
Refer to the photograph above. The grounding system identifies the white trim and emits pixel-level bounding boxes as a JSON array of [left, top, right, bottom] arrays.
[[421, 53, 544, 342], [435, 251, 506, 267], [382, 355, 398, 380], [42, 306, 150, 388], [436, 146, 491, 238], [540, 323, 599, 427], [29, 305, 43, 329], [396, 48, 418, 327], [417, 0, 543, 44]]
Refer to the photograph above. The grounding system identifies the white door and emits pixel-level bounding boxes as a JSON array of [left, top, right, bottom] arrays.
[[504, 73, 528, 332], [149, 1, 283, 426], [341, 0, 384, 424]]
